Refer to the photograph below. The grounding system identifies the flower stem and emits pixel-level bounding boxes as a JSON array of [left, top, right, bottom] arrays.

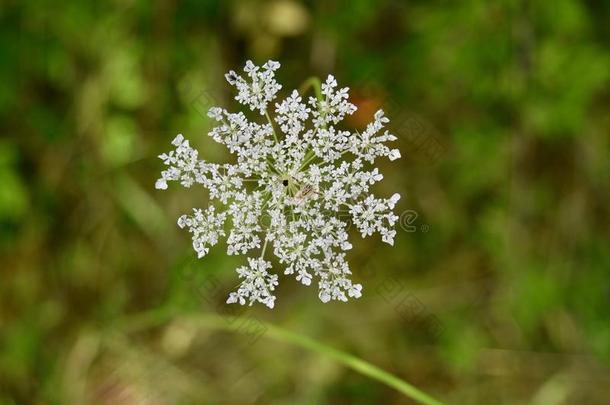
[[260, 235, 269, 258], [115, 311, 445, 405], [265, 110, 280, 144], [299, 151, 318, 172], [299, 76, 323, 101]]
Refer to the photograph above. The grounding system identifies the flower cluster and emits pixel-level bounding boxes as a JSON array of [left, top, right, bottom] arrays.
[[156, 60, 401, 308]]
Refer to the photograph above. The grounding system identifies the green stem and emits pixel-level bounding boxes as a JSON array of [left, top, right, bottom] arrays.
[[267, 159, 281, 176], [115, 311, 444, 405], [260, 236, 269, 258], [299, 76, 323, 101], [299, 151, 318, 172], [265, 110, 280, 144], [260, 191, 272, 211]]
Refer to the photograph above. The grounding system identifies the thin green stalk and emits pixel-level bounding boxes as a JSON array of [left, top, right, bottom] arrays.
[[260, 191, 272, 211], [265, 110, 280, 144], [299, 76, 323, 101], [267, 159, 281, 175], [299, 151, 318, 172], [260, 236, 269, 258], [114, 311, 444, 405], [264, 327, 444, 405], [294, 76, 328, 174]]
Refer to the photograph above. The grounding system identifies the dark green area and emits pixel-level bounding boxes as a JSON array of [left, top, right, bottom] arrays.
[[1, 0, 609, 403]]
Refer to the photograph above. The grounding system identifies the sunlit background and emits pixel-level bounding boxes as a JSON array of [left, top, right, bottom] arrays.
[[2, 0, 610, 403]]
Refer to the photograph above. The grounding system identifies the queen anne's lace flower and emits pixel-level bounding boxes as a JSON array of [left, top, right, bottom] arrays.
[[156, 60, 401, 308]]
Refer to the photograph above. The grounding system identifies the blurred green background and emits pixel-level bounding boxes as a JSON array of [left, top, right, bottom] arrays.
[[2, 0, 610, 403]]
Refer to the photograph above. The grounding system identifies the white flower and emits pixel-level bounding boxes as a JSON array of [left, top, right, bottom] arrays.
[[225, 60, 282, 115], [275, 89, 310, 138], [310, 75, 357, 128], [177, 206, 227, 258], [350, 110, 400, 163], [226, 257, 278, 308], [349, 194, 401, 246], [157, 60, 402, 308]]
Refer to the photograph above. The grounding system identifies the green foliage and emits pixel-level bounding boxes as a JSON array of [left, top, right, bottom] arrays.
[[1, 0, 609, 403]]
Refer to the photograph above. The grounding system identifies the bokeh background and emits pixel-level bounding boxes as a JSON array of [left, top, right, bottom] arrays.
[[2, 0, 610, 404]]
